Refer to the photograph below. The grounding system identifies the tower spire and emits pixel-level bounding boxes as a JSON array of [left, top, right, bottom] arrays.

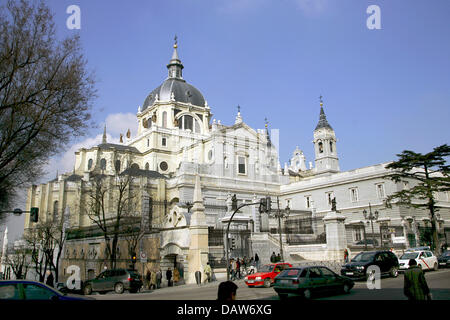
[[102, 124, 107, 144], [167, 35, 184, 79], [315, 95, 333, 131]]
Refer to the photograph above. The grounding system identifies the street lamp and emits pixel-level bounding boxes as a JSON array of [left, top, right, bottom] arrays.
[[363, 203, 379, 248], [267, 197, 290, 262]]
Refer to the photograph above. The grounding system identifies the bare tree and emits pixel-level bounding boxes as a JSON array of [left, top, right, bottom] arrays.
[[6, 240, 30, 279], [0, 0, 96, 216], [23, 223, 49, 282], [84, 172, 140, 269]]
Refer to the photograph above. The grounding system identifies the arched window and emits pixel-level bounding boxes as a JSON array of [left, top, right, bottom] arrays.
[[87, 159, 93, 170], [100, 158, 106, 170], [115, 160, 121, 172], [162, 111, 167, 128], [145, 162, 149, 170], [177, 115, 201, 133], [318, 142, 323, 153], [131, 163, 139, 170], [53, 201, 59, 220], [330, 141, 333, 153]]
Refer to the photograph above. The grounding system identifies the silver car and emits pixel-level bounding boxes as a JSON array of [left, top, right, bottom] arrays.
[[83, 269, 142, 295]]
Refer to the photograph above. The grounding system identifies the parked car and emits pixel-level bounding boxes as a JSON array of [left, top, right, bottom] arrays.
[[244, 262, 292, 288], [405, 246, 431, 252], [83, 268, 142, 295], [340, 250, 399, 280], [0, 280, 91, 300], [399, 250, 438, 271], [438, 250, 450, 268], [355, 239, 379, 246], [273, 266, 354, 300]]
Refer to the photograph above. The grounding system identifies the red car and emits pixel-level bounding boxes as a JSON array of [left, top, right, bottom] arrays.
[[244, 263, 292, 288]]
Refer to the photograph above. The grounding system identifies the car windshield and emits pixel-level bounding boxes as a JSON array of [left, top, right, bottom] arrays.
[[258, 265, 274, 273], [351, 252, 376, 262], [400, 252, 419, 260]]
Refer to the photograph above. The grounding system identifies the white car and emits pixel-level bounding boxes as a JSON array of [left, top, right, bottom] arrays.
[[398, 250, 439, 271]]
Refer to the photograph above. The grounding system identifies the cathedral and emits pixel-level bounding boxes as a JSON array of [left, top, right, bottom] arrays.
[[22, 40, 450, 285]]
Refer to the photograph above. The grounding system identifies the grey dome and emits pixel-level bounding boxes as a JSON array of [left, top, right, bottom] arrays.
[[142, 78, 205, 110]]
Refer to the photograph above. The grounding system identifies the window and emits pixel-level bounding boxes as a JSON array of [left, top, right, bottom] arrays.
[[308, 268, 322, 279], [23, 284, 57, 300], [145, 162, 149, 170], [147, 139, 149, 147], [162, 137, 167, 147], [162, 111, 167, 128], [115, 160, 121, 172], [100, 158, 106, 170], [319, 267, 335, 277], [330, 141, 333, 153], [354, 229, 362, 241], [305, 196, 311, 209], [318, 141, 323, 153], [178, 115, 193, 131], [87, 159, 93, 170], [350, 188, 358, 202], [238, 156, 246, 174], [0, 284, 20, 300], [160, 161, 168, 171], [376, 183, 385, 199], [53, 201, 59, 220], [131, 163, 139, 170]]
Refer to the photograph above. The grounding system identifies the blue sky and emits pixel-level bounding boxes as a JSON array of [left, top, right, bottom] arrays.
[[2, 0, 450, 240]]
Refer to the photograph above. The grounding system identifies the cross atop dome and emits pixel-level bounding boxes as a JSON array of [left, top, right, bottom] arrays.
[[167, 35, 183, 79]]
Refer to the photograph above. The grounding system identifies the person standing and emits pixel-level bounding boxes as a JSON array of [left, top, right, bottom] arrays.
[[173, 267, 180, 286], [156, 269, 162, 289], [145, 269, 151, 289], [45, 270, 54, 288], [276, 253, 281, 262], [344, 248, 349, 263], [404, 259, 431, 300], [254, 253, 260, 270], [236, 258, 241, 279], [270, 252, 276, 263], [204, 262, 212, 283], [151, 270, 157, 290], [230, 259, 236, 281], [166, 268, 173, 287]]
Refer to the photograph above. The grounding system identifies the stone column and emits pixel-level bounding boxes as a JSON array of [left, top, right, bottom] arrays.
[[323, 210, 347, 260], [187, 175, 209, 284]]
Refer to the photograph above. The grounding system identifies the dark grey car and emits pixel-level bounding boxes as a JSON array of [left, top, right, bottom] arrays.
[[83, 269, 142, 295]]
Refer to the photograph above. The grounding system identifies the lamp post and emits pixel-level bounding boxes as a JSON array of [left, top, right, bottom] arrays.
[[363, 203, 379, 248], [267, 196, 290, 262]]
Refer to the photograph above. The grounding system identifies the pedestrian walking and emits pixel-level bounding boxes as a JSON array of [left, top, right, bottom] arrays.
[[276, 253, 281, 262], [404, 259, 432, 300], [166, 268, 173, 287], [204, 262, 212, 283], [45, 271, 54, 288], [344, 248, 349, 263], [230, 259, 237, 280], [151, 270, 157, 290], [255, 253, 260, 270], [236, 258, 241, 279], [156, 269, 162, 289]]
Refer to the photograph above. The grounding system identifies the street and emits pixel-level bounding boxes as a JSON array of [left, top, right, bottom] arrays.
[[91, 268, 450, 300]]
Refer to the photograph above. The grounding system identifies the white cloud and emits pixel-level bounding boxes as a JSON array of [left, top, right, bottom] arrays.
[[105, 112, 138, 136], [40, 112, 137, 183]]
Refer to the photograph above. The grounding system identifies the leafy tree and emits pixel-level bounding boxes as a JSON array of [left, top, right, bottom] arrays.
[[385, 144, 450, 253], [0, 0, 96, 218]]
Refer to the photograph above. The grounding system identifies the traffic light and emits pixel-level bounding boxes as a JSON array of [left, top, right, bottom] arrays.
[[231, 238, 236, 250], [131, 253, 137, 264], [30, 207, 39, 223], [259, 198, 266, 213], [231, 194, 237, 211], [266, 196, 271, 212]]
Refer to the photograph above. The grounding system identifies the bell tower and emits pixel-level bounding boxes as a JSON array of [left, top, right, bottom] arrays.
[[313, 96, 340, 173]]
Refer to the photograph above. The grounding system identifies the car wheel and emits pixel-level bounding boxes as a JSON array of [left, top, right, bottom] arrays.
[[114, 283, 124, 294], [390, 267, 399, 278], [278, 293, 288, 300], [343, 284, 351, 294], [303, 289, 312, 300], [433, 263, 438, 271], [83, 284, 92, 296], [263, 278, 271, 288]]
